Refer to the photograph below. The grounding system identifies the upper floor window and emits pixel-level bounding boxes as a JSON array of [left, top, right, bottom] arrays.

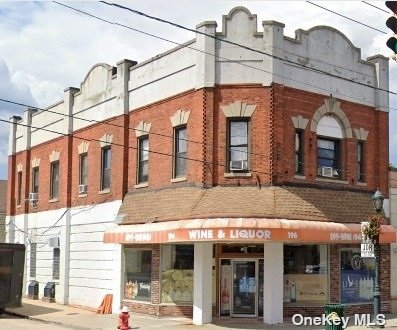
[[174, 126, 187, 178], [316, 116, 342, 179], [50, 161, 60, 199], [17, 171, 22, 206], [32, 167, 39, 194], [79, 153, 88, 186], [295, 130, 304, 175], [317, 138, 340, 178], [228, 120, 249, 171], [357, 141, 365, 182], [137, 136, 149, 183], [101, 147, 111, 190]]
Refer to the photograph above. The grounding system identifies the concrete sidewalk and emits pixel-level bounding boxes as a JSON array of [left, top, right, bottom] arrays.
[[5, 299, 397, 329]]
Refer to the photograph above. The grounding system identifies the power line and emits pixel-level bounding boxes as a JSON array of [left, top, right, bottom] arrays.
[[2, 116, 390, 182], [96, 1, 396, 96], [50, 1, 397, 107], [0, 94, 386, 169], [362, 1, 390, 14], [306, 1, 387, 34]]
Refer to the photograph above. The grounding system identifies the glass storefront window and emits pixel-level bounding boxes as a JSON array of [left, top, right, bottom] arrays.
[[340, 249, 375, 304], [161, 244, 194, 304], [283, 244, 328, 304], [124, 249, 152, 301]]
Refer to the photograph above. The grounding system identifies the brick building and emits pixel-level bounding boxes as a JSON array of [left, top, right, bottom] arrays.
[[0, 180, 6, 242], [6, 6, 396, 325]]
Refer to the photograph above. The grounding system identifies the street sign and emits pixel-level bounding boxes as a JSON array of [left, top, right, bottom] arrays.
[[361, 222, 375, 258]]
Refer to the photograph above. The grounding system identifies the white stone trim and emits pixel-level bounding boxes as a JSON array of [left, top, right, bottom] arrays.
[[220, 101, 256, 118], [135, 121, 151, 137], [316, 178, 349, 184], [49, 150, 60, 162], [171, 176, 187, 183], [17, 163, 23, 172], [31, 158, 40, 168], [78, 141, 90, 154], [170, 109, 190, 127], [291, 115, 309, 130], [354, 127, 369, 141], [99, 134, 113, 148], [310, 96, 352, 138], [224, 172, 252, 178], [31, 157, 40, 168]]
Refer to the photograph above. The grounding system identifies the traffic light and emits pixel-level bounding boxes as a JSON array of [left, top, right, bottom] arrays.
[[386, 1, 397, 60]]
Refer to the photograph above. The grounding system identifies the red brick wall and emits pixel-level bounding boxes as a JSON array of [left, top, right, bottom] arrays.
[[127, 89, 205, 190], [7, 84, 388, 216], [70, 116, 127, 208], [273, 85, 388, 193]]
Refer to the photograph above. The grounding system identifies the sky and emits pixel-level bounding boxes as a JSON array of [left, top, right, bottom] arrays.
[[0, 0, 396, 180]]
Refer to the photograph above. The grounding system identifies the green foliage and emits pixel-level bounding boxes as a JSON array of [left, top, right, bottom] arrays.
[[362, 214, 382, 244]]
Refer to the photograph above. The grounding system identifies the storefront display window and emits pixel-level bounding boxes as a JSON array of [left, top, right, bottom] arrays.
[[124, 249, 152, 301], [340, 249, 375, 304], [161, 244, 194, 304], [283, 244, 328, 304]]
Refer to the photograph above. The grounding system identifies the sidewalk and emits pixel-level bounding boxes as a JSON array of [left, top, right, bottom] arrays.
[[5, 299, 397, 329]]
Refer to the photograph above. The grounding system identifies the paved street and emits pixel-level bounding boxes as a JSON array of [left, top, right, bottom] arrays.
[[0, 313, 72, 330]]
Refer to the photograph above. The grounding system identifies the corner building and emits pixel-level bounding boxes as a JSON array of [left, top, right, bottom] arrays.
[[7, 7, 396, 325]]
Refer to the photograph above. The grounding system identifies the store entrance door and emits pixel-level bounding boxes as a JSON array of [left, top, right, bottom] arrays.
[[231, 260, 258, 317]]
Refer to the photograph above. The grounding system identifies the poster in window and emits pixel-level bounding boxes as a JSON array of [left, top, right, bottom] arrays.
[[340, 252, 375, 303], [220, 265, 231, 314]]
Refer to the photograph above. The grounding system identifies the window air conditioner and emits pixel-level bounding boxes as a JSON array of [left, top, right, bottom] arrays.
[[78, 184, 87, 194], [230, 160, 248, 171], [321, 166, 334, 177], [29, 192, 38, 202], [48, 237, 60, 248]]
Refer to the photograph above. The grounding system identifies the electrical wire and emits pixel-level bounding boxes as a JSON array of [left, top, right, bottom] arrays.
[[1, 116, 390, 182], [42, 3, 397, 108], [306, 1, 387, 34], [65, 1, 397, 97], [362, 1, 390, 14], [49, 1, 397, 108], [0, 93, 385, 180], [0, 3, 392, 181]]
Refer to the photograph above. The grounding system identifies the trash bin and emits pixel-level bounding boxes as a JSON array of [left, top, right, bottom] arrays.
[[324, 304, 345, 330]]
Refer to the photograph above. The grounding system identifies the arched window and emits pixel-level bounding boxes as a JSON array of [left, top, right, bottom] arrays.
[[317, 116, 342, 178]]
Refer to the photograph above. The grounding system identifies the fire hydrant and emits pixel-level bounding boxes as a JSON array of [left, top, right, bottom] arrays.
[[117, 306, 130, 330]]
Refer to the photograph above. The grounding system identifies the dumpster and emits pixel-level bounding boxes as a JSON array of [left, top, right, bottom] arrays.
[[324, 304, 345, 330], [0, 243, 25, 314]]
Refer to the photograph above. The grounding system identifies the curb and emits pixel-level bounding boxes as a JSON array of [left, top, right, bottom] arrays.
[[4, 309, 92, 330]]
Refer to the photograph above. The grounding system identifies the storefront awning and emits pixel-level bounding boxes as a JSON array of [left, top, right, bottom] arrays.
[[103, 218, 397, 244]]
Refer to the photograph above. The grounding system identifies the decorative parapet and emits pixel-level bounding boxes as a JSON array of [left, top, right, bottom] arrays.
[[99, 134, 113, 148], [170, 110, 190, 127], [135, 121, 152, 137], [220, 101, 257, 118]]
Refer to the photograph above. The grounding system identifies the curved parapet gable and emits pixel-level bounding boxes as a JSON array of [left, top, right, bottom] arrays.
[[280, 24, 387, 109], [218, 6, 261, 39], [292, 26, 363, 68], [77, 63, 116, 99]]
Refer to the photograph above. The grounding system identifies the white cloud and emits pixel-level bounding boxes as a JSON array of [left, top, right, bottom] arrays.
[[0, 0, 396, 176], [0, 58, 38, 179]]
